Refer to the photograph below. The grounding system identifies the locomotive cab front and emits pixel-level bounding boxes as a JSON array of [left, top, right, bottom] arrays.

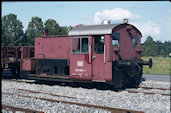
[[111, 22, 152, 88]]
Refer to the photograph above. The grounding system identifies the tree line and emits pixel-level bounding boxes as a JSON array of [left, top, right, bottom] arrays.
[[141, 36, 171, 57], [2, 13, 73, 46], [2, 13, 170, 57]]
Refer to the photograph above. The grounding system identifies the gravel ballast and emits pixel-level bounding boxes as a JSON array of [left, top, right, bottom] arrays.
[[2, 80, 171, 113]]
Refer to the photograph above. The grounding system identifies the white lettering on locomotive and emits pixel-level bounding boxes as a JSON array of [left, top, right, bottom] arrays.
[[77, 61, 84, 67], [75, 68, 86, 72], [72, 73, 77, 75]]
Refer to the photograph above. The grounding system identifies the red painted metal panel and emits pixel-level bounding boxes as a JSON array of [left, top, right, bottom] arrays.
[[119, 28, 136, 60], [21, 59, 35, 71], [104, 35, 112, 81], [113, 24, 142, 60], [35, 37, 70, 59], [70, 54, 92, 80]]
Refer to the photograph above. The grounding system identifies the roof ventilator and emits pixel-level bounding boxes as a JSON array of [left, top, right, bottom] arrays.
[[123, 18, 128, 24], [102, 20, 111, 24]]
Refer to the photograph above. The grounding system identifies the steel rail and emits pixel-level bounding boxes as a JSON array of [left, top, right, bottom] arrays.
[[140, 86, 170, 90], [2, 92, 144, 113], [126, 90, 170, 96], [2, 78, 35, 84], [16, 88, 77, 99], [2, 104, 43, 113]]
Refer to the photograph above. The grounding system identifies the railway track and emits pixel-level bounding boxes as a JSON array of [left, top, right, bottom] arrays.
[[2, 78, 36, 84], [2, 104, 43, 113], [140, 86, 170, 90], [2, 78, 170, 112], [17, 85, 171, 97], [15, 88, 78, 99], [125, 89, 170, 96], [125, 86, 170, 96], [2, 92, 144, 113]]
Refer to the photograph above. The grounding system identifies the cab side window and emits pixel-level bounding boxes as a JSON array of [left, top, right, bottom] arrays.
[[81, 38, 88, 52], [72, 37, 89, 54], [132, 35, 139, 49], [111, 33, 120, 47]]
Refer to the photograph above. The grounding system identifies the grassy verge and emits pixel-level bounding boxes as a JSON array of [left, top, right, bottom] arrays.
[[141, 56, 171, 75]]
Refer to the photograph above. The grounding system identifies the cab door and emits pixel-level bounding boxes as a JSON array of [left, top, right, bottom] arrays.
[[92, 35, 105, 81], [70, 36, 92, 80]]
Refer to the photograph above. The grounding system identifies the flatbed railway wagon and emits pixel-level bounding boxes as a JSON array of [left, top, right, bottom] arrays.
[[1, 46, 34, 76]]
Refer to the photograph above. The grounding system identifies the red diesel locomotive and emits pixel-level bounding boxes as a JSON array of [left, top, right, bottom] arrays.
[[1, 20, 152, 88]]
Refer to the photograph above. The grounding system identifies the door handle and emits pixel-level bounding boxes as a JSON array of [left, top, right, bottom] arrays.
[[89, 45, 91, 63], [104, 45, 106, 63], [92, 56, 96, 60]]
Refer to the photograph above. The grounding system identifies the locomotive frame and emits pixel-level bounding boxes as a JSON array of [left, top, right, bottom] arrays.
[[1, 20, 152, 89]]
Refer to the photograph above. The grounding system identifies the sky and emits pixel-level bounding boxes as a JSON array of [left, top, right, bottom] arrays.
[[2, 1, 171, 43]]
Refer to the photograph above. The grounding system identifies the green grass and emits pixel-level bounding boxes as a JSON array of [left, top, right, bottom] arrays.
[[141, 56, 171, 75]]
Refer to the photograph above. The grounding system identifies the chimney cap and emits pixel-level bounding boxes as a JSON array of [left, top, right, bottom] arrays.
[[42, 28, 48, 37]]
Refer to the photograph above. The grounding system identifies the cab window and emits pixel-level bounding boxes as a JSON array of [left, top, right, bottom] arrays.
[[111, 33, 120, 47], [72, 37, 89, 54], [132, 35, 139, 49], [94, 36, 104, 54]]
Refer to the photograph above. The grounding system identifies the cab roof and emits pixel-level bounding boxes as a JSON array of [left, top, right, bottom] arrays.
[[68, 23, 142, 36]]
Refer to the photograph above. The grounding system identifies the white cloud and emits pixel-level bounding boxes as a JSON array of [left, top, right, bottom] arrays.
[[130, 21, 160, 36], [81, 14, 89, 19], [93, 8, 160, 40], [93, 8, 142, 24]]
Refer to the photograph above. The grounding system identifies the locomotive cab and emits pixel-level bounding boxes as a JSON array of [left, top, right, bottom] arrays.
[[69, 20, 152, 88]]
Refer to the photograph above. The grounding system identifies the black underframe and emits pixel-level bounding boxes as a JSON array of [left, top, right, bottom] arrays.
[[36, 59, 69, 76]]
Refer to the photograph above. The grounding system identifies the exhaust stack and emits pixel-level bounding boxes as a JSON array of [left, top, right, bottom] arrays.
[[42, 28, 48, 37]]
